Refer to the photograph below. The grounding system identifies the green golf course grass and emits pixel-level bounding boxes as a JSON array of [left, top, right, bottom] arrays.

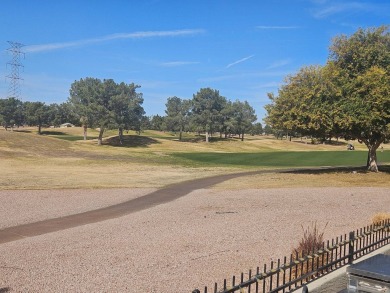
[[172, 151, 390, 168]]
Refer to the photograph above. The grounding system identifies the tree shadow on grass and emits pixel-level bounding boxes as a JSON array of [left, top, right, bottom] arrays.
[[283, 165, 390, 175], [184, 136, 238, 143], [13, 129, 32, 133], [162, 135, 240, 143], [179, 136, 205, 143], [41, 131, 67, 135], [103, 135, 160, 147], [293, 139, 348, 146], [379, 165, 390, 173]]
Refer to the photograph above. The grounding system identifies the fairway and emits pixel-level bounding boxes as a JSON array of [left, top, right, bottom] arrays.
[[1, 127, 390, 189], [172, 151, 390, 167]]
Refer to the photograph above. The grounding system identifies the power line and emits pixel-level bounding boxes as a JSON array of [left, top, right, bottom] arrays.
[[6, 41, 25, 99]]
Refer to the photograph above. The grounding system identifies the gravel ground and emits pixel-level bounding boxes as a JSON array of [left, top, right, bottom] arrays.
[[0, 187, 389, 292], [0, 188, 155, 229]]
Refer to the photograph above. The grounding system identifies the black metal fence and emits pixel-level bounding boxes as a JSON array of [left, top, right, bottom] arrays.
[[192, 219, 390, 293]]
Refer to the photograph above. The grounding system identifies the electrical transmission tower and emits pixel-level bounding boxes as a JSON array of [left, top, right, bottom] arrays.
[[6, 41, 25, 99]]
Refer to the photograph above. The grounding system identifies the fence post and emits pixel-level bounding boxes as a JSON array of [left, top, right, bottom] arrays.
[[348, 231, 355, 264]]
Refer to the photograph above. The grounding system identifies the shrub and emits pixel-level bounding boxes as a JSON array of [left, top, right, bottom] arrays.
[[372, 213, 390, 232], [372, 212, 390, 226], [291, 222, 328, 280]]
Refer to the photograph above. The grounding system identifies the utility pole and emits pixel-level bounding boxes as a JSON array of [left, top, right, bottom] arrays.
[[6, 41, 25, 99]]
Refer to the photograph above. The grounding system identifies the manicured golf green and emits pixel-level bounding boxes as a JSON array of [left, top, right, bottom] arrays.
[[172, 151, 390, 168]]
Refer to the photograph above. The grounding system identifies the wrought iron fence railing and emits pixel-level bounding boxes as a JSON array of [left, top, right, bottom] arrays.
[[192, 219, 390, 293]]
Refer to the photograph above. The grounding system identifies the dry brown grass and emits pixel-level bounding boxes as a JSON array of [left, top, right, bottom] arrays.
[[0, 158, 229, 189], [372, 212, 390, 225], [0, 128, 235, 189], [212, 171, 390, 189]]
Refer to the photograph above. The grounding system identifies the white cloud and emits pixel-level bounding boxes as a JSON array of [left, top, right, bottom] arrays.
[[226, 55, 255, 69], [313, 3, 352, 18], [24, 29, 205, 53], [312, 2, 390, 19]]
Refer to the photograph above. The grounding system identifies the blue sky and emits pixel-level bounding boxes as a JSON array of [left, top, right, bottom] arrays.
[[1, 1, 389, 122]]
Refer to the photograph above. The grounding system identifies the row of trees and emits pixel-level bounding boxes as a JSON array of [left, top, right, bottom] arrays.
[[1, 81, 260, 144], [265, 26, 390, 171], [68, 81, 259, 143], [0, 79, 145, 146], [0, 98, 78, 134], [161, 88, 258, 142]]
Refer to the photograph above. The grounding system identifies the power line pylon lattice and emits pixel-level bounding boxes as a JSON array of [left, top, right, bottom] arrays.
[[6, 41, 25, 99]]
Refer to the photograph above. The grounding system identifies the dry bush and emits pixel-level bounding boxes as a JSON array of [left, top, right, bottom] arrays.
[[291, 222, 328, 280], [372, 212, 390, 226], [372, 213, 390, 233]]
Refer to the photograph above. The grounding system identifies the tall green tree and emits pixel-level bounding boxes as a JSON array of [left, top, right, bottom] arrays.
[[265, 65, 340, 141], [24, 101, 50, 134], [46, 103, 61, 127], [219, 100, 235, 138], [93, 79, 116, 144], [69, 77, 101, 140], [251, 122, 263, 135], [263, 124, 273, 135], [329, 26, 390, 171], [0, 97, 24, 130], [46, 103, 78, 127], [108, 82, 144, 144], [231, 100, 257, 141], [265, 26, 390, 171], [165, 96, 191, 141], [192, 88, 227, 142], [150, 115, 166, 131], [58, 102, 79, 126]]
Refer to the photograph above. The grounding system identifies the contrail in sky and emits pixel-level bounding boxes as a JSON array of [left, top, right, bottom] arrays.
[[25, 29, 205, 53], [226, 55, 255, 69]]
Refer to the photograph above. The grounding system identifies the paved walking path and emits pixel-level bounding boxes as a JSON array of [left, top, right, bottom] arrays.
[[0, 169, 287, 244]]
